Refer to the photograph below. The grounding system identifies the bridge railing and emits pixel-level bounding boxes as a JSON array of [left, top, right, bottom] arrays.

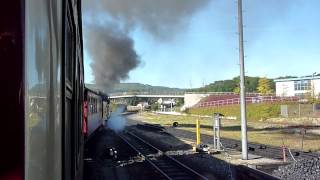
[[110, 91, 276, 97], [109, 91, 186, 97], [185, 92, 276, 96]]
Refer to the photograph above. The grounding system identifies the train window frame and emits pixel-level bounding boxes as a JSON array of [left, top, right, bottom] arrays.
[[63, 0, 81, 178], [93, 98, 95, 113], [95, 98, 97, 113], [65, 13, 74, 91], [94, 98, 97, 113]]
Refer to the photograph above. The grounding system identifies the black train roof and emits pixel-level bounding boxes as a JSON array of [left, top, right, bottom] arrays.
[[85, 87, 109, 101]]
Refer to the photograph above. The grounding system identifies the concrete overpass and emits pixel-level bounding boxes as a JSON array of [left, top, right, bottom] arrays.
[[109, 94, 185, 99], [109, 92, 238, 107]]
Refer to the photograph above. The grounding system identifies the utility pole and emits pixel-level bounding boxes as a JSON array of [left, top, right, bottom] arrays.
[[312, 72, 317, 102], [238, 0, 248, 160]]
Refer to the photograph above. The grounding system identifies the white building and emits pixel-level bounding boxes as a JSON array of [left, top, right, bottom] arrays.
[[275, 76, 320, 98]]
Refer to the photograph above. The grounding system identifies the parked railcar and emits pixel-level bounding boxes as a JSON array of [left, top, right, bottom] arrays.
[[0, 0, 84, 180]]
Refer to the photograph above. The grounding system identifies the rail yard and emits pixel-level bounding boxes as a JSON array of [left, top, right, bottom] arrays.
[[2, 1, 320, 180], [83, 105, 320, 180]]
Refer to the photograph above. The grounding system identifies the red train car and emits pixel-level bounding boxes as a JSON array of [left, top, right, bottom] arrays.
[[83, 88, 110, 139]]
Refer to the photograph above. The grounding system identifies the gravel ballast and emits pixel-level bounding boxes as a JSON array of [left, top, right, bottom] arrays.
[[273, 157, 320, 179]]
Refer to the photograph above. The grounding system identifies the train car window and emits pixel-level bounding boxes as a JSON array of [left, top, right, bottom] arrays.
[[88, 97, 90, 114], [76, 62, 83, 170], [95, 99, 97, 113], [63, 1, 76, 179], [65, 19, 74, 88], [64, 94, 73, 179], [92, 98, 94, 113], [93, 98, 95, 113]]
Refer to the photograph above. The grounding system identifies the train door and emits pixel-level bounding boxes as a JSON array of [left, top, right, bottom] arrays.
[[63, 1, 83, 179]]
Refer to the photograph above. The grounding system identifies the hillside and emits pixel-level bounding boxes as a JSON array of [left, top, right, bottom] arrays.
[[85, 83, 185, 94], [86, 75, 301, 94], [189, 76, 275, 93]]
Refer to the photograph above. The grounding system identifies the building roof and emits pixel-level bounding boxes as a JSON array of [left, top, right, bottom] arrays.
[[274, 75, 320, 82]]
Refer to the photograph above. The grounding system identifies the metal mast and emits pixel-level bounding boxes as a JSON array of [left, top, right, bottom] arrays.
[[238, 0, 248, 160]]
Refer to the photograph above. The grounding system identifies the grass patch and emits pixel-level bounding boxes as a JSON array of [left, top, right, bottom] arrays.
[[187, 103, 281, 121]]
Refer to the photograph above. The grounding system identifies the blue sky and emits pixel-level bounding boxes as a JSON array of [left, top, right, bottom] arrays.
[[84, 0, 320, 88]]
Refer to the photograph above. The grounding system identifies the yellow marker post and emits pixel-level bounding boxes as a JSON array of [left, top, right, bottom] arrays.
[[196, 119, 200, 146]]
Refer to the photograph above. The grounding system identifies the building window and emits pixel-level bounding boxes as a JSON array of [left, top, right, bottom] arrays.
[[294, 80, 311, 91], [294, 93, 305, 98]]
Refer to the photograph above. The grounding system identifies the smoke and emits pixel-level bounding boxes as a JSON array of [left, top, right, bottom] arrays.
[[107, 105, 126, 132], [86, 24, 140, 89], [84, 0, 210, 39], [107, 115, 126, 132], [83, 0, 210, 90]]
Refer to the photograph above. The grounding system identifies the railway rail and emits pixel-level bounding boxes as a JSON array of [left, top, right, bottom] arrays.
[[220, 137, 320, 161], [136, 123, 165, 131], [118, 131, 208, 180], [121, 123, 284, 179], [136, 123, 319, 161], [149, 123, 320, 162]]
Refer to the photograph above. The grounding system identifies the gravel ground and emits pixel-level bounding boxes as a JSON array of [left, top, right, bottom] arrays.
[[128, 124, 282, 180], [273, 157, 320, 179], [164, 125, 320, 161], [128, 126, 192, 151], [84, 128, 159, 180], [173, 153, 233, 180], [127, 125, 235, 180], [126, 116, 295, 161]]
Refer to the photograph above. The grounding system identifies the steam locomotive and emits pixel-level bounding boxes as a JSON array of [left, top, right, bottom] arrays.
[[0, 0, 109, 180]]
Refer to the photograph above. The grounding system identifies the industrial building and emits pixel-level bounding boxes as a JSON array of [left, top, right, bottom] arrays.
[[275, 75, 320, 98]]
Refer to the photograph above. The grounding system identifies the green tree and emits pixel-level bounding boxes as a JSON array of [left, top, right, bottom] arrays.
[[257, 78, 274, 94], [151, 103, 159, 111], [233, 86, 240, 94]]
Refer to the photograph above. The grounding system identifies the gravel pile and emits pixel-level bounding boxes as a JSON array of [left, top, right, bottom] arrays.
[[273, 157, 320, 179]]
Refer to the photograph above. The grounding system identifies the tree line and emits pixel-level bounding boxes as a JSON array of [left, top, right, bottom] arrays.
[[189, 76, 275, 94]]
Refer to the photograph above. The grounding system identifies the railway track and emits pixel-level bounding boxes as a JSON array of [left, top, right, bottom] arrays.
[[220, 137, 319, 161], [118, 131, 208, 180], [135, 123, 319, 161], [137, 123, 165, 131], [166, 126, 319, 161]]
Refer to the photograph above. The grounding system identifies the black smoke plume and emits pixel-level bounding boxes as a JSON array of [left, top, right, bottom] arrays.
[[86, 24, 140, 89], [83, 0, 209, 91]]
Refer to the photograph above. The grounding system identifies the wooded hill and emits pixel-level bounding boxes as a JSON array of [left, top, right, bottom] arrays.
[[86, 83, 185, 94], [189, 76, 276, 93], [86, 75, 303, 94]]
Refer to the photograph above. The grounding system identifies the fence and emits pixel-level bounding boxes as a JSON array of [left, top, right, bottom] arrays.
[[281, 104, 320, 118], [185, 92, 275, 96], [196, 96, 299, 108]]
